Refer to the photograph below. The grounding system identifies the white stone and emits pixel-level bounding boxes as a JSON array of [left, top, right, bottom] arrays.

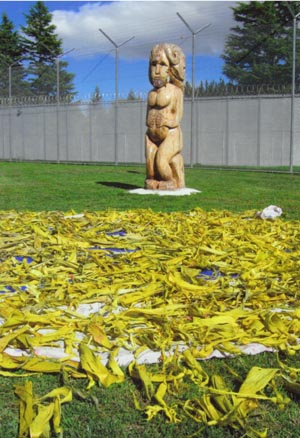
[[128, 188, 201, 196]]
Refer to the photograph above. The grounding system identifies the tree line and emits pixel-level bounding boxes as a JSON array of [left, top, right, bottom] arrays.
[[184, 1, 300, 97], [1, 1, 300, 102], [0, 1, 75, 101]]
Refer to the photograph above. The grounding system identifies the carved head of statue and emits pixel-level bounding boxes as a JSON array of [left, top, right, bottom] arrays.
[[149, 43, 186, 90]]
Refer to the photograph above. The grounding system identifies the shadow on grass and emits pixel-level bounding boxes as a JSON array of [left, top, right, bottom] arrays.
[[127, 170, 143, 174], [97, 181, 141, 190]]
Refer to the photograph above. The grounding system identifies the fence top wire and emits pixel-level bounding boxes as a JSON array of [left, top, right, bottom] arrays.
[[0, 84, 299, 108]]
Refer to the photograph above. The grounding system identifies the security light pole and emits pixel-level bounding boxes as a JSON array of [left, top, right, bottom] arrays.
[[290, 12, 300, 174], [99, 29, 134, 165], [39, 42, 74, 104], [286, 3, 300, 174], [8, 65, 12, 100], [7, 60, 22, 103], [54, 48, 75, 104], [0, 55, 21, 103], [177, 12, 210, 167], [39, 43, 74, 163]]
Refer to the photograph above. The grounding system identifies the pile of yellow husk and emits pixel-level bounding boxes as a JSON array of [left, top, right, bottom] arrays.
[[1, 208, 300, 437]]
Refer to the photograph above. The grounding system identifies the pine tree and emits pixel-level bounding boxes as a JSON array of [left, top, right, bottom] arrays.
[[184, 79, 229, 97], [91, 85, 102, 103], [127, 89, 138, 100], [0, 13, 28, 99], [184, 81, 192, 97], [21, 1, 75, 100], [222, 1, 300, 89], [196, 81, 204, 97]]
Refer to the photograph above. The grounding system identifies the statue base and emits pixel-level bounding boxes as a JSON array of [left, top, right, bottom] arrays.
[[128, 188, 201, 196]]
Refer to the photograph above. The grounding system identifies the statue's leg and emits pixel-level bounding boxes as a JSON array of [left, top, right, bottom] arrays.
[[170, 128, 185, 188], [156, 128, 182, 190], [170, 153, 185, 188], [145, 134, 159, 189]]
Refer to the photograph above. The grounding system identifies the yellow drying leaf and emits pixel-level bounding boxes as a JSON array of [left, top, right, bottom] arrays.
[[218, 342, 243, 355], [1, 208, 300, 436], [191, 314, 237, 328], [209, 374, 268, 436], [245, 426, 268, 438], [63, 363, 87, 379], [168, 271, 204, 291], [15, 381, 72, 437], [39, 387, 72, 434], [67, 250, 78, 265], [199, 245, 227, 256], [191, 344, 215, 359], [182, 399, 205, 423], [238, 367, 279, 397], [183, 395, 221, 426], [0, 352, 26, 369], [107, 348, 124, 380], [264, 312, 289, 335], [182, 350, 209, 385], [14, 380, 34, 438], [30, 403, 54, 438], [0, 370, 33, 377], [198, 394, 222, 425], [0, 325, 29, 352], [145, 404, 165, 421], [210, 374, 234, 416], [118, 284, 161, 306], [132, 391, 143, 411], [123, 304, 184, 318], [154, 382, 180, 423], [88, 323, 112, 349], [154, 382, 167, 405], [21, 357, 62, 373], [52, 397, 61, 435], [39, 386, 72, 404], [31, 225, 57, 243], [79, 342, 124, 388], [131, 362, 155, 400]]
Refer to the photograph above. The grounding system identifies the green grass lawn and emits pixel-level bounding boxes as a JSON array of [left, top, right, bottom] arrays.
[[1, 162, 300, 438], [0, 161, 299, 219]]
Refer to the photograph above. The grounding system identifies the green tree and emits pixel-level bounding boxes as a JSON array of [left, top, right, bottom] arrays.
[[222, 1, 300, 89], [91, 85, 102, 103], [21, 1, 75, 99], [126, 89, 141, 101], [184, 81, 192, 97], [0, 13, 29, 99], [184, 79, 229, 97]]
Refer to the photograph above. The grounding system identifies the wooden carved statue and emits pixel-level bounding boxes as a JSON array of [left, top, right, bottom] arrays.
[[145, 43, 186, 190]]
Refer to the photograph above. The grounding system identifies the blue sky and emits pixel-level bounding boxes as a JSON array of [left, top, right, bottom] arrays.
[[0, 1, 236, 99]]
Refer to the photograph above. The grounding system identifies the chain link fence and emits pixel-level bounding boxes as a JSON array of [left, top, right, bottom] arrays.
[[0, 94, 299, 172], [1, 3, 300, 171], [1, 75, 300, 105]]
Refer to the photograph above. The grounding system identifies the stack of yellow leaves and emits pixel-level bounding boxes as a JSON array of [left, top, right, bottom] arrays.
[[0, 208, 300, 437]]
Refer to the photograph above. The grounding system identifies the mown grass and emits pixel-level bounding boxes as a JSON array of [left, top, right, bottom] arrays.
[[1, 161, 300, 437], [0, 161, 300, 218], [2, 353, 300, 438]]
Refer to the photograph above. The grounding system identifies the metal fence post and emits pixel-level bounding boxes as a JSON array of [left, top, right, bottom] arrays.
[[257, 96, 261, 166], [99, 29, 134, 165], [176, 12, 210, 167], [286, 4, 300, 173]]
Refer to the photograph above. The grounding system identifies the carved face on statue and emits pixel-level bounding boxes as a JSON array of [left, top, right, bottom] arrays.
[[149, 43, 186, 91], [149, 47, 170, 89]]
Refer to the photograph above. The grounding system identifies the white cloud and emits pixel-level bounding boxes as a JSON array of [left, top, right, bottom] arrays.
[[52, 1, 236, 60]]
